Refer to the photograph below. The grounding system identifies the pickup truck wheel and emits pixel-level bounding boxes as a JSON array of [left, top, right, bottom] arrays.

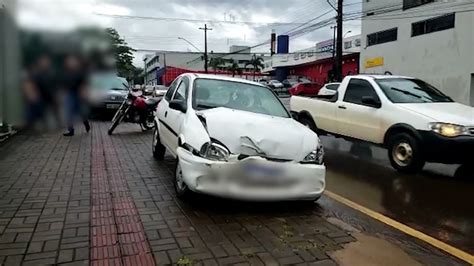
[[388, 133, 425, 173], [174, 158, 191, 198], [152, 126, 166, 160], [299, 116, 318, 133]]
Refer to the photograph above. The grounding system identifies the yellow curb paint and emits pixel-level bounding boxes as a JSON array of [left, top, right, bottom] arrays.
[[324, 190, 474, 264]]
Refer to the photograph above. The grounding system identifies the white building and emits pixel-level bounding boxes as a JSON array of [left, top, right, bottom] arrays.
[[360, 0, 474, 105], [262, 35, 361, 73], [143, 50, 271, 85]]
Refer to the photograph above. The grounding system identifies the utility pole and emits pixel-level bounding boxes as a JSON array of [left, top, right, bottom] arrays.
[[335, 0, 343, 81], [199, 24, 212, 73]]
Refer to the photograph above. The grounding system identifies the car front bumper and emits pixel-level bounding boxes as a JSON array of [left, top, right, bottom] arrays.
[[177, 148, 326, 201], [419, 131, 474, 164]]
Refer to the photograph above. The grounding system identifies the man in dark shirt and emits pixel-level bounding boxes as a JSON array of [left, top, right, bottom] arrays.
[[62, 54, 91, 136], [31, 55, 60, 126]]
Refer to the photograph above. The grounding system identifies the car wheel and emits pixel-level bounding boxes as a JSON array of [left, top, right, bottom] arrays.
[[299, 116, 317, 133], [388, 133, 425, 173], [174, 158, 190, 198], [152, 126, 166, 160]]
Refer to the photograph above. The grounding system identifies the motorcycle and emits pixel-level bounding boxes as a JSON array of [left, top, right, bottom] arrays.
[[108, 84, 161, 135]]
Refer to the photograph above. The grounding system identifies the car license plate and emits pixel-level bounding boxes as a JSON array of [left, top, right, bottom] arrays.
[[106, 104, 120, 109], [244, 163, 282, 177]]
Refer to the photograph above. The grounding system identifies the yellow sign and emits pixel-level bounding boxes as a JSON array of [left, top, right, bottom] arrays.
[[365, 57, 384, 68]]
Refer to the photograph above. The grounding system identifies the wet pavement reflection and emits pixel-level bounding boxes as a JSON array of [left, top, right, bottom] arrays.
[[322, 136, 474, 254]]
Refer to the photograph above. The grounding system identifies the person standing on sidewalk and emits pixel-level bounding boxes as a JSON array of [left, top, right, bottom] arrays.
[[61, 54, 91, 136]]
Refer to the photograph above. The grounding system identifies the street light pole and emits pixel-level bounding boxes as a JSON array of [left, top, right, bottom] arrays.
[[177, 37, 202, 53], [331, 25, 336, 62], [336, 0, 343, 81], [199, 24, 212, 73]]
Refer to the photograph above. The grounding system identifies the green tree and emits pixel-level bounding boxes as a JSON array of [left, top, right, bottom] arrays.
[[245, 55, 264, 80], [105, 28, 136, 80], [226, 60, 242, 77], [132, 67, 144, 85], [209, 57, 226, 74]]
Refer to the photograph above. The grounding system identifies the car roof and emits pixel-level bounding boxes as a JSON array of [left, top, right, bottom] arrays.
[[351, 74, 414, 80], [187, 73, 265, 87]]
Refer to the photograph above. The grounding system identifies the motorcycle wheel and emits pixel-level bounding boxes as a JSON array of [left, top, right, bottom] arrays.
[[142, 113, 155, 130], [108, 104, 128, 135]]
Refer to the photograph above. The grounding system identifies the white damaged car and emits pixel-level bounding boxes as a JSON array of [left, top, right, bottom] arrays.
[[152, 74, 325, 201]]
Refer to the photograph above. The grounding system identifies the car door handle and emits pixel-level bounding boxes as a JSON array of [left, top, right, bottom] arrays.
[[165, 111, 168, 117], [338, 106, 347, 110]]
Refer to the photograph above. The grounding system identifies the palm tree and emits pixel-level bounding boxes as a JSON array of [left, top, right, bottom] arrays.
[[245, 55, 264, 81], [209, 57, 225, 74], [226, 60, 242, 77]]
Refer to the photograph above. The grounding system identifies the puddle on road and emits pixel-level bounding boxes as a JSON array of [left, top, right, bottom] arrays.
[[329, 232, 422, 266]]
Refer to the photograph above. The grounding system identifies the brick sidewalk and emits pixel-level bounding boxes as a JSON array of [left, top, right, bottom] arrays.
[[0, 122, 355, 265]]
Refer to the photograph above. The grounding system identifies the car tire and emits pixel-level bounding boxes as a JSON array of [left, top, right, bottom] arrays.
[[174, 158, 191, 198], [152, 125, 166, 160], [388, 133, 425, 173], [299, 116, 318, 133]]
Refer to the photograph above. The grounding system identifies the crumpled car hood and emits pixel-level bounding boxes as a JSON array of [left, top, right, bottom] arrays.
[[197, 107, 319, 161]]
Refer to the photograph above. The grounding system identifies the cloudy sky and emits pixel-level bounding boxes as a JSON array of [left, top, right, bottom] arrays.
[[17, 0, 361, 67]]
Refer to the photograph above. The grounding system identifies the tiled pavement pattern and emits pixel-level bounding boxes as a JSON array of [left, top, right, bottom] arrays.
[[0, 122, 355, 265], [90, 128, 154, 265]]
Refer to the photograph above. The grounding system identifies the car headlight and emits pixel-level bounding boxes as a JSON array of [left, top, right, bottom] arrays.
[[200, 142, 230, 161], [301, 140, 324, 165], [429, 122, 468, 137]]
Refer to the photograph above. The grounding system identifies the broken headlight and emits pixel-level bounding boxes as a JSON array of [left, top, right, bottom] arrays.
[[200, 142, 230, 161], [301, 141, 324, 165]]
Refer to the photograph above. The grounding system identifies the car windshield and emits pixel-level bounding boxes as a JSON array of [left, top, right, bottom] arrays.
[[193, 78, 289, 118], [376, 78, 453, 103]]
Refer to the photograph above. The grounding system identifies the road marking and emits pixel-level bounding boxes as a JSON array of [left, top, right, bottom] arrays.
[[324, 190, 474, 264]]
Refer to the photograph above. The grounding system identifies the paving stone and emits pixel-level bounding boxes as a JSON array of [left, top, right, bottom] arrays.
[[0, 122, 355, 265], [58, 249, 74, 263]]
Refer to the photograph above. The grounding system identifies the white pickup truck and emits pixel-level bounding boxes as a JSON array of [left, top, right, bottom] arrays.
[[291, 74, 474, 173]]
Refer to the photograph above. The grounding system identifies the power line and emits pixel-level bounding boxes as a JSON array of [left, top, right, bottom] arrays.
[[344, 1, 474, 21], [94, 13, 307, 26]]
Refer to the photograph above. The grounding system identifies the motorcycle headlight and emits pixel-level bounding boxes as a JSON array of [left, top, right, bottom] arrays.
[[429, 122, 468, 137], [200, 142, 230, 161], [301, 140, 324, 165]]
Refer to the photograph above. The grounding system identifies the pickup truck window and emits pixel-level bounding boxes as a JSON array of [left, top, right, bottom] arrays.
[[343, 79, 380, 106], [375, 78, 453, 103]]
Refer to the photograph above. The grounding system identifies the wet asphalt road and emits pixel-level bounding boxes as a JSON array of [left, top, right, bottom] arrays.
[[280, 96, 474, 255]]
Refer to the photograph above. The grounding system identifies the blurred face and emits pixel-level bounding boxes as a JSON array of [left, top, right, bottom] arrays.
[[65, 55, 81, 71], [37, 55, 51, 70]]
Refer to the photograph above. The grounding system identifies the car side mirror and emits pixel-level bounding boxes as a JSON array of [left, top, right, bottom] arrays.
[[169, 99, 187, 113], [361, 96, 381, 108]]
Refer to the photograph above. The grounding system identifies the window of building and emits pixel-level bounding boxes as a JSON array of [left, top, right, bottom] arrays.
[[344, 41, 352, 49], [355, 39, 361, 47], [367, 28, 397, 46], [403, 0, 434, 10], [412, 13, 455, 37], [343, 79, 380, 107]]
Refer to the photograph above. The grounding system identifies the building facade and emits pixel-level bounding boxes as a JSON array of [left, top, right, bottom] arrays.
[[262, 35, 361, 84], [0, 0, 22, 130], [360, 0, 474, 105], [143, 50, 271, 86]]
